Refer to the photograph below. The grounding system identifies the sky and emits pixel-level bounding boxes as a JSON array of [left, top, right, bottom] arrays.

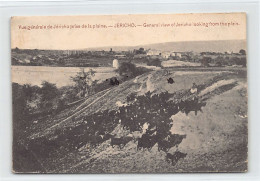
[[11, 13, 246, 50]]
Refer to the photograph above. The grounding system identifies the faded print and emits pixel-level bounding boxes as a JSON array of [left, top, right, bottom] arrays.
[[11, 13, 247, 173]]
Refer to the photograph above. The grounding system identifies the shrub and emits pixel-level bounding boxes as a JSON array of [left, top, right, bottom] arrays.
[[200, 57, 211, 67], [239, 49, 246, 55], [147, 59, 161, 67], [71, 69, 96, 98], [236, 57, 247, 67], [116, 62, 149, 78]]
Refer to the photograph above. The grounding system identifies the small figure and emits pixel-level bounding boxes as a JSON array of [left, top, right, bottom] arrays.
[[109, 78, 114, 85], [114, 78, 120, 85], [167, 77, 175, 84], [109, 77, 120, 86], [190, 83, 198, 94]]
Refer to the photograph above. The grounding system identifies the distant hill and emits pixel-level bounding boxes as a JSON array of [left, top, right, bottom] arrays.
[[86, 40, 246, 53]]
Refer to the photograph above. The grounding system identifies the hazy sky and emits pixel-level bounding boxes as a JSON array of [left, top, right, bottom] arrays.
[[11, 13, 246, 50]]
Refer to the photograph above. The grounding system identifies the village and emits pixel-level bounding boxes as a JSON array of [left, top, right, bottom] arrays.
[[11, 47, 246, 68]]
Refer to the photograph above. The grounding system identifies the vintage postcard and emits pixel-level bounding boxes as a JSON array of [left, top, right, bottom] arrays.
[[11, 13, 247, 173]]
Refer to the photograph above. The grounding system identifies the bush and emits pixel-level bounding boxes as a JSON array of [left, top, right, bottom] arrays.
[[40, 81, 59, 101], [71, 69, 96, 98], [236, 57, 247, 67], [200, 57, 211, 67], [239, 49, 246, 55], [147, 59, 161, 67], [116, 62, 149, 78]]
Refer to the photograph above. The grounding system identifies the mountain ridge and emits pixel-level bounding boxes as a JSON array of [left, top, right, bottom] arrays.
[[85, 39, 246, 53]]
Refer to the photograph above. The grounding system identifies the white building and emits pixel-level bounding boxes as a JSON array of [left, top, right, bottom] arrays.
[[161, 51, 171, 59], [172, 52, 182, 58], [113, 59, 119, 68], [147, 49, 161, 56]]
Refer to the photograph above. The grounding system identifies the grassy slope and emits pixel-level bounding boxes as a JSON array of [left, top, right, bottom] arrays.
[[26, 68, 247, 173]]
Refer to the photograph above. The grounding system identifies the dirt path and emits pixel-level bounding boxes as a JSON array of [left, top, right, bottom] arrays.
[[71, 88, 113, 113], [50, 88, 115, 129], [30, 73, 151, 139], [29, 87, 116, 139]]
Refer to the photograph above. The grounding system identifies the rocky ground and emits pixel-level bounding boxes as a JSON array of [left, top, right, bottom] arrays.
[[15, 67, 248, 173]]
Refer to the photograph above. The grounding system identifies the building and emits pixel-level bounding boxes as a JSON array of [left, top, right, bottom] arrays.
[[161, 51, 171, 59], [147, 49, 161, 56], [173, 52, 182, 58], [113, 59, 119, 68]]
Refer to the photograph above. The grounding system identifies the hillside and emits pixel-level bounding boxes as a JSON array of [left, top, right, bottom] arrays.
[[13, 67, 248, 173], [86, 39, 246, 53]]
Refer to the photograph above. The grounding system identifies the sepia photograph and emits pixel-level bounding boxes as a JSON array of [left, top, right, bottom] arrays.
[[11, 13, 248, 173]]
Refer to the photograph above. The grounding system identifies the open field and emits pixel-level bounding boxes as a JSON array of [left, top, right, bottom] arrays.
[[12, 67, 247, 173], [11, 66, 118, 87]]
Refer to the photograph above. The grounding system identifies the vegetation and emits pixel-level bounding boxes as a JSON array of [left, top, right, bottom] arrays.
[[11, 47, 247, 172], [12, 65, 247, 173], [147, 59, 162, 67], [239, 49, 246, 55], [14, 75, 240, 172], [12, 65, 149, 172], [71, 69, 96, 98], [12, 48, 247, 68], [133, 47, 146, 54], [200, 57, 211, 67], [116, 62, 150, 78], [13, 90, 197, 172]]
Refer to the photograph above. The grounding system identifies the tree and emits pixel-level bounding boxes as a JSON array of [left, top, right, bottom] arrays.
[[147, 59, 161, 67], [39, 81, 60, 111], [240, 57, 247, 67], [200, 57, 211, 67], [40, 81, 59, 101], [239, 49, 246, 55], [71, 68, 96, 98], [134, 47, 145, 54], [12, 83, 28, 121], [214, 56, 225, 66], [116, 62, 149, 79]]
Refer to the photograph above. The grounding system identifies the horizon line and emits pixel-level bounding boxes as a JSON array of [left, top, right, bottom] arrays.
[[11, 39, 246, 51]]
